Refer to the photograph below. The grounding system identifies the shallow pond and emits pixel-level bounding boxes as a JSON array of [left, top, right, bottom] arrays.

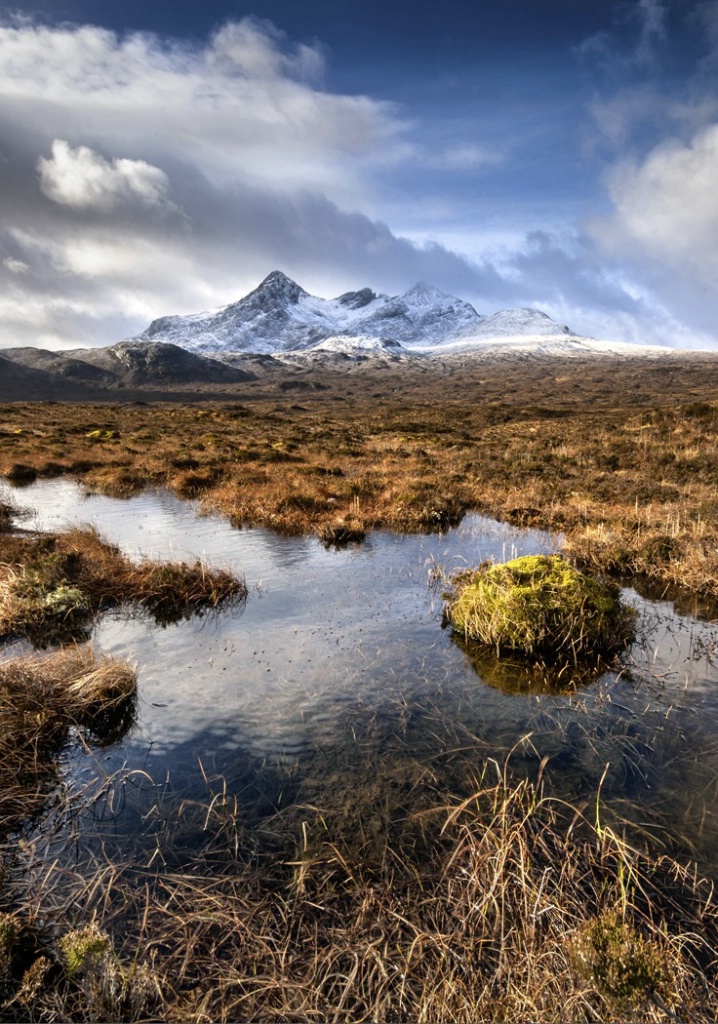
[[5, 478, 718, 873]]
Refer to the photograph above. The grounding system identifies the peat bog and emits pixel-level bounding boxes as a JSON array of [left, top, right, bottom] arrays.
[[3, 355, 718, 1021]]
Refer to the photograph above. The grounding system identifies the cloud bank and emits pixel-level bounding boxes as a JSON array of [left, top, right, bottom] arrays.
[[580, 0, 718, 344], [0, 7, 716, 349], [596, 122, 718, 285], [1, 16, 449, 347]]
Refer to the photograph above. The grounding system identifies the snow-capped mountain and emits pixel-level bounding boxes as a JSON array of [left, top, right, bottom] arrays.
[[135, 271, 487, 353], [130, 271, 567, 355]]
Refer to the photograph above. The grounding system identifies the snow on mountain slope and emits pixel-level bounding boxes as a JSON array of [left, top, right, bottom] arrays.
[[352, 283, 484, 344], [409, 334, 669, 359], [133, 270, 488, 353], [472, 308, 571, 337], [307, 334, 407, 355]]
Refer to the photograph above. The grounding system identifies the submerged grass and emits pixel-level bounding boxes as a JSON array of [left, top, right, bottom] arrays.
[[0, 501, 15, 533], [0, 525, 246, 641], [3, 767, 718, 1022]]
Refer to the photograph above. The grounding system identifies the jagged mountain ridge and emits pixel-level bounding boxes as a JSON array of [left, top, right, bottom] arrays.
[[132, 270, 571, 354]]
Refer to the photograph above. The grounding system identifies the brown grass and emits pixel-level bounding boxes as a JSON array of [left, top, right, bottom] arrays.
[[3, 768, 718, 1022], [0, 525, 246, 641], [0, 646, 136, 835], [2, 365, 718, 595], [2, 359, 718, 1019]]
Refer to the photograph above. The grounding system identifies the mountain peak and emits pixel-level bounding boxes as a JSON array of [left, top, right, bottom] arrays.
[[404, 281, 440, 296], [250, 270, 306, 305], [336, 287, 378, 310], [472, 307, 572, 337]]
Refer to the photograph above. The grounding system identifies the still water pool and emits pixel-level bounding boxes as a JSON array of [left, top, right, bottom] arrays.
[[5, 478, 718, 872]]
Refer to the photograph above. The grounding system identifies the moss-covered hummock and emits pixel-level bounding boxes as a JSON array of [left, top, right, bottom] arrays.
[[446, 554, 636, 661]]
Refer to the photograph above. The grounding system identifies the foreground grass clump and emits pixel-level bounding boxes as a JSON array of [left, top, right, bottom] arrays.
[[447, 554, 636, 661], [0, 646, 136, 833], [0, 526, 246, 641], [3, 772, 718, 1022]]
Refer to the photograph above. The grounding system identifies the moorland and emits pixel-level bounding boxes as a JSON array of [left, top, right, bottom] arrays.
[[3, 350, 718, 1021], [3, 351, 718, 597]]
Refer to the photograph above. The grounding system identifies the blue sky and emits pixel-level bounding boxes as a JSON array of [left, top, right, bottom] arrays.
[[0, 0, 717, 348]]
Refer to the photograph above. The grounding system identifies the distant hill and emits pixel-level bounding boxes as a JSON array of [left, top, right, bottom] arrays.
[[2, 342, 256, 393], [0, 352, 104, 402]]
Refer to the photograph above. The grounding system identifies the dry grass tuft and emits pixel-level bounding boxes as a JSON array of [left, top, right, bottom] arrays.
[[0, 646, 137, 834], [0, 525, 246, 640]]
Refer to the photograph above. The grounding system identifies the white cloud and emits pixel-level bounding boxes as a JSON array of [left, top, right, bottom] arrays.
[[575, 0, 668, 77], [2, 256, 28, 274], [427, 144, 503, 172], [38, 140, 175, 211], [208, 19, 325, 81], [593, 122, 718, 289], [634, 0, 668, 68], [0, 18, 397, 202]]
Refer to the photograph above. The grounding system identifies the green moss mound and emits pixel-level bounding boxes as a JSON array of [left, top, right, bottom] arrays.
[[447, 554, 636, 661]]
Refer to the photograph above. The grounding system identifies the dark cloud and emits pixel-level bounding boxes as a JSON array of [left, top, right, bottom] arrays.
[[509, 231, 644, 315]]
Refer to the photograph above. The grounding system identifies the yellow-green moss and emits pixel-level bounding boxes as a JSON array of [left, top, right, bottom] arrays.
[[447, 554, 636, 661], [59, 925, 110, 978], [570, 908, 673, 1013]]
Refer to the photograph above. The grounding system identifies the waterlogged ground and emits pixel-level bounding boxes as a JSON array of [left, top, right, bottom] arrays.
[[6, 478, 718, 873]]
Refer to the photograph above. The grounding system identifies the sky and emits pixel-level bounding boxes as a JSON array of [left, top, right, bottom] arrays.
[[0, 0, 717, 350]]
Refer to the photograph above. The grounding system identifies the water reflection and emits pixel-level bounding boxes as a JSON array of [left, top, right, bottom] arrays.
[[629, 573, 718, 622], [5, 478, 718, 874], [450, 633, 618, 694]]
